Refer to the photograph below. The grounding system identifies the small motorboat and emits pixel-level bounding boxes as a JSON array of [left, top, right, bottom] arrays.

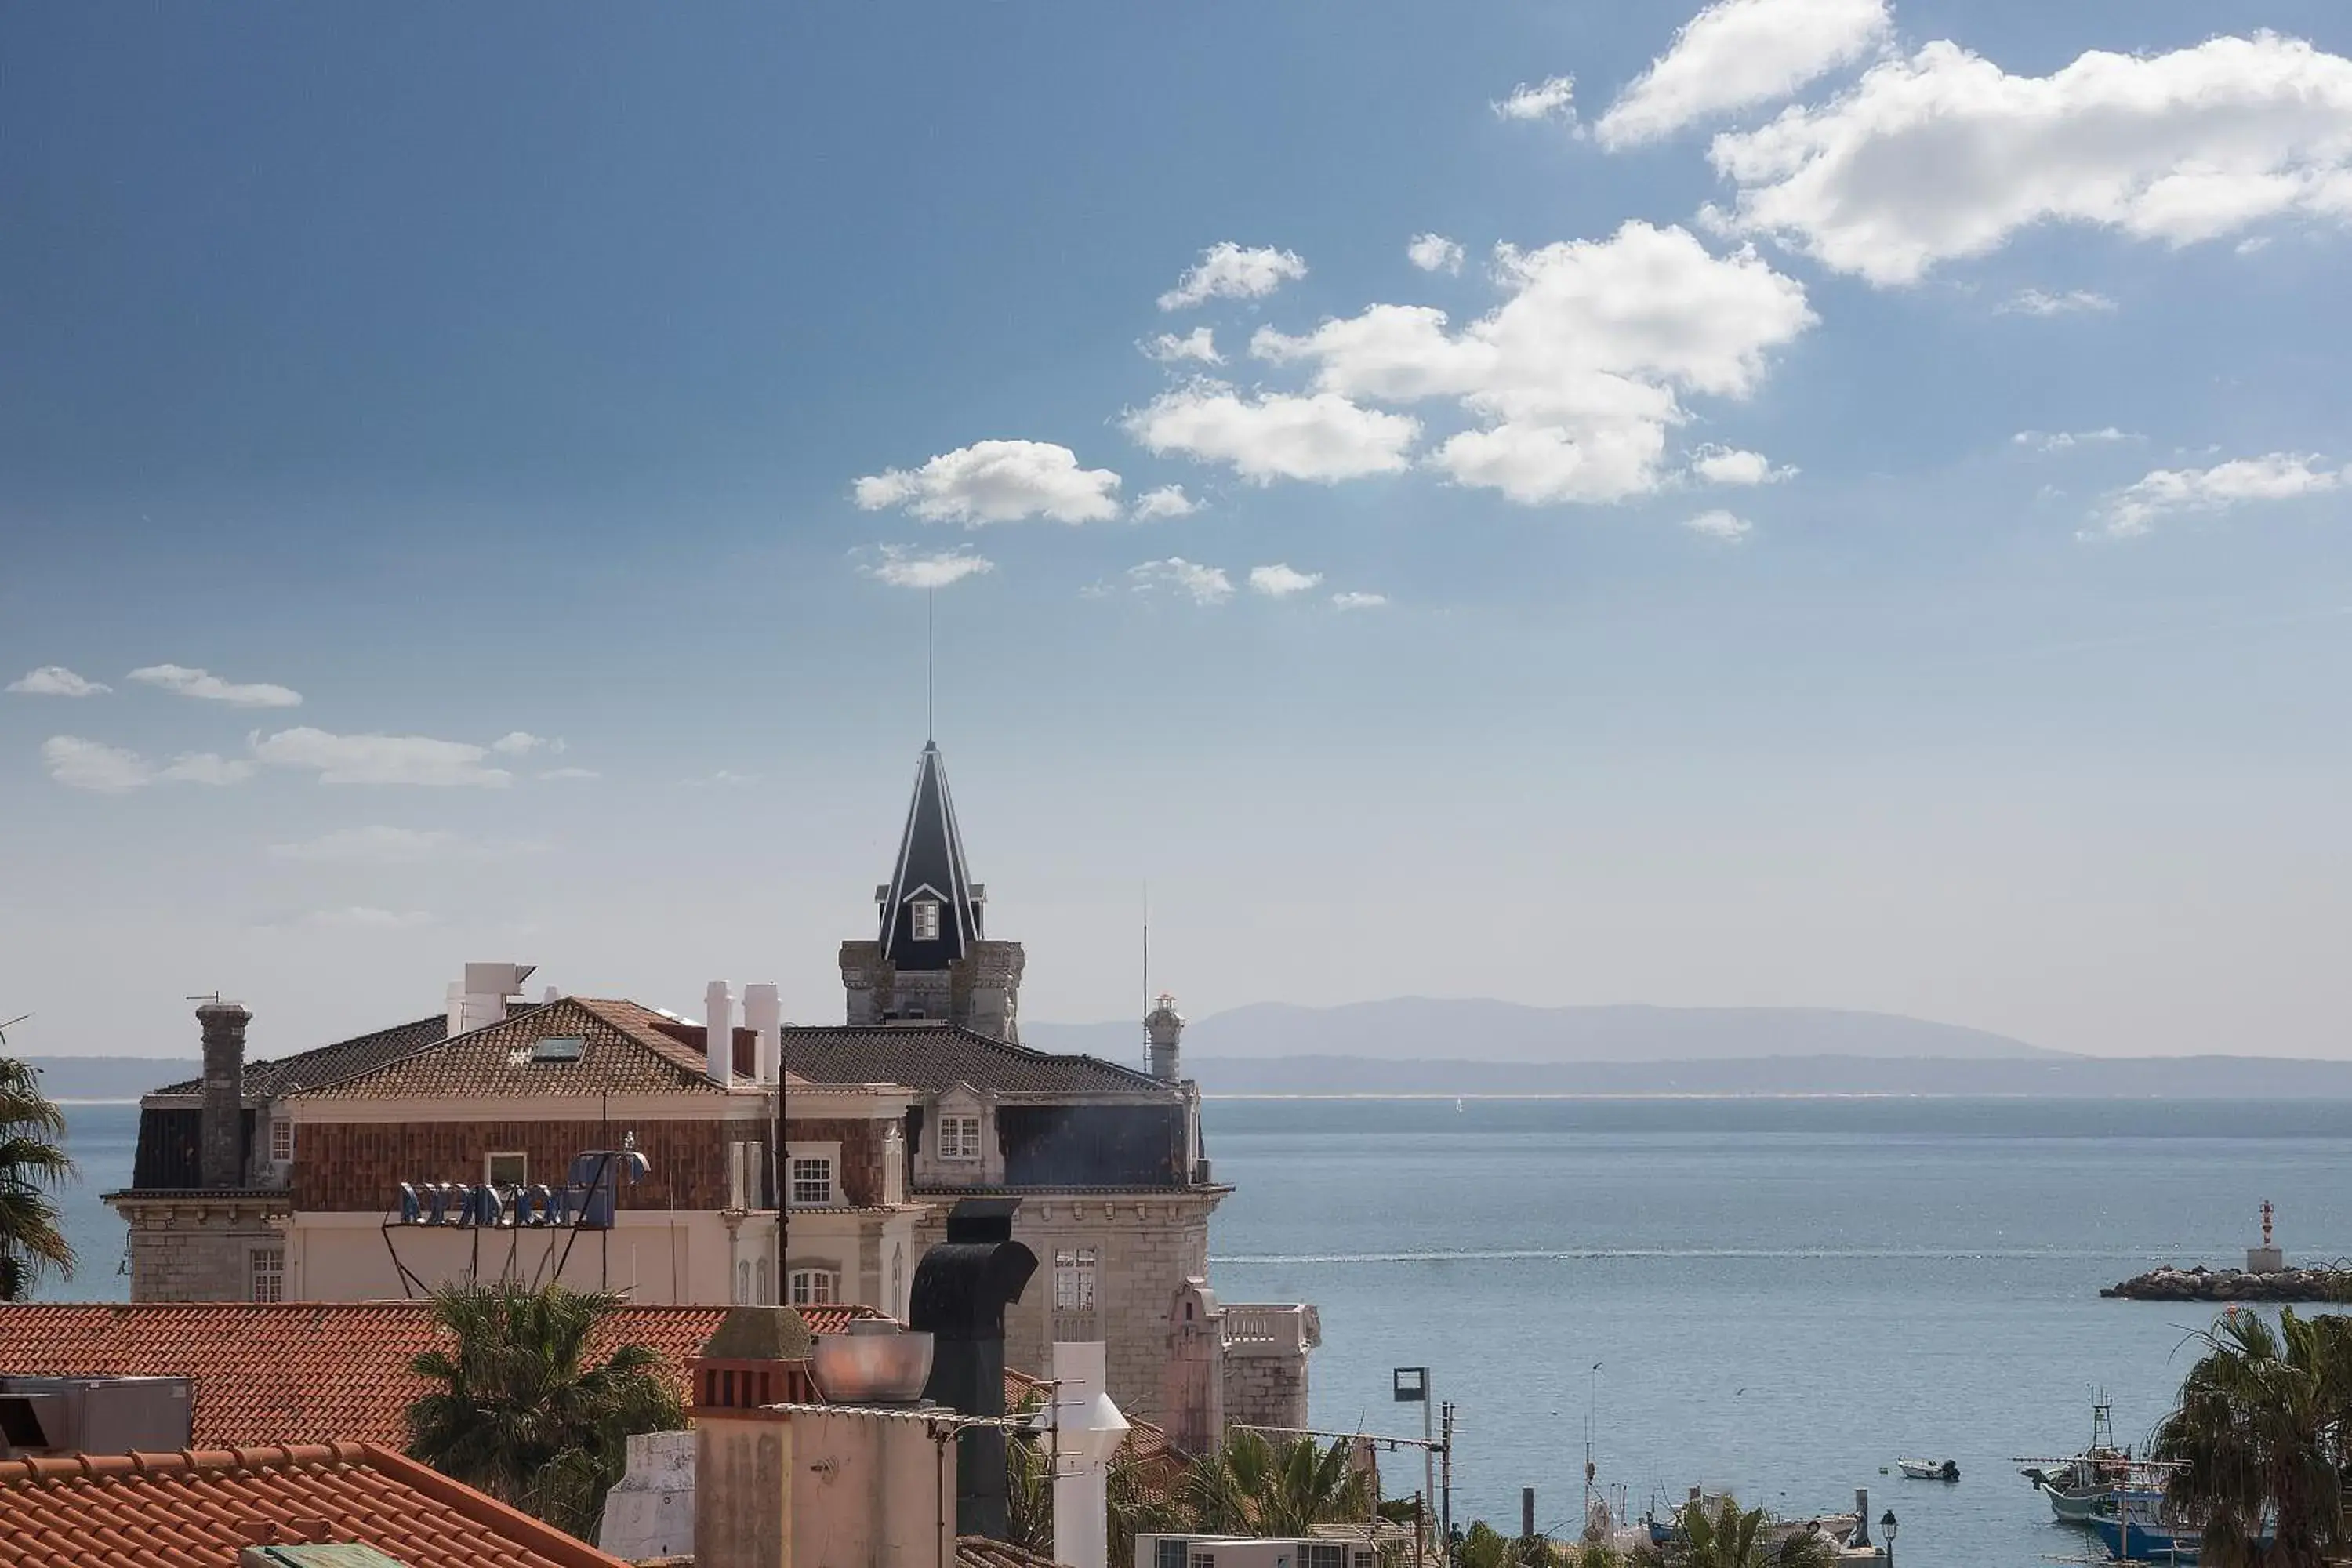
[[1897, 1458, 1959, 1482]]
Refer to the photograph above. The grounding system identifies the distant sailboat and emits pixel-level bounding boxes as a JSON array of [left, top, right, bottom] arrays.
[[1455, 1097, 1465, 1112]]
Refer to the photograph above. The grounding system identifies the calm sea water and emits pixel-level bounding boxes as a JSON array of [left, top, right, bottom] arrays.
[[41, 1096, 2352, 1568]]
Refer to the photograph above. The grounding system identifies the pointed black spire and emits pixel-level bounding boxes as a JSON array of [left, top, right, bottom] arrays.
[[877, 741, 985, 967]]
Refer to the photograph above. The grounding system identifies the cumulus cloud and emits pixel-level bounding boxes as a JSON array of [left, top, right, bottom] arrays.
[[1128, 558, 1236, 605], [1131, 485, 1202, 520], [1684, 509, 1756, 541], [1407, 234, 1466, 274], [1689, 445, 1797, 485], [1494, 76, 1579, 125], [1708, 32, 2352, 285], [1123, 382, 1421, 485], [1330, 590, 1391, 611], [489, 731, 564, 756], [2087, 452, 2343, 539], [1249, 221, 1813, 504], [862, 544, 998, 590], [1598, 0, 1890, 148], [42, 736, 253, 793], [1248, 564, 1324, 598], [1157, 243, 1309, 311], [1998, 288, 2118, 317], [7, 666, 111, 698], [1144, 328, 1224, 365], [250, 728, 514, 787], [299, 906, 436, 931], [2014, 427, 2136, 451], [854, 439, 1123, 525], [127, 663, 302, 708]]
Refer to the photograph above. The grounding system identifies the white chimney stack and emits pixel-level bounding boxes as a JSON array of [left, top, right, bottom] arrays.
[[743, 983, 782, 1087], [1046, 1341, 1127, 1568], [703, 981, 734, 1087]]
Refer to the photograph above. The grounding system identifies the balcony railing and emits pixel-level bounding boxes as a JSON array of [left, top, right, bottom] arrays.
[[1220, 1302, 1322, 1356]]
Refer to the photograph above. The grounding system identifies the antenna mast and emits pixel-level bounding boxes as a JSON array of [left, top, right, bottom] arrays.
[[1142, 880, 1150, 1065], [926, 588, 935, 742]]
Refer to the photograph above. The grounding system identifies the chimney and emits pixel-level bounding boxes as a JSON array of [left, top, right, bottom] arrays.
[[909, 1197, 1036, 1541], [744, 983, 782, 1087], [1145, 993, 1184, 1083], [448, 962, 535, 1036], [690, 1305, 817, 1568], [198, 1002, 250, 1189], [705, 982, 735, 1087], [1046, 1341, 1127, 1568]]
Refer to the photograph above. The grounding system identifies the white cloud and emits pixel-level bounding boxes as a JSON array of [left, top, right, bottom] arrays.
[[1689, 445, 1797, 485], [1407, 234, 1465, 274], [1157, 243, 1308, 311], [862, 544, 998, 590], [854, 439, 1122, 525], [250, 728, 514, 787], [7, 666, 111, 698], [1248, 564, 1324, 598], [270, 826, 459, 863], [1250, 221, 1813, 504], [1709, 33, 2352, 285], [2013, 427, 2136, 451], [1131, 485, 1202, 520], [126, 663, 302, 708], [1145, 328, 1223, 365], [1598, 0, 1890, 149], [489, 731, 565, 756], [1685, 509, 1756, 540], [299, 906, 436, 931], [1128, 558, 1235, 606], [1998, 288, 2118, 317], [538, 766, 601, 781], [41, 736, 252, 793], [2088, 452, 2343, 539], [1123, 382, 1421, 485], [1330, 590, 1391, 611], [1494, 76, 1579, 125], [684, 769, 760, 788]]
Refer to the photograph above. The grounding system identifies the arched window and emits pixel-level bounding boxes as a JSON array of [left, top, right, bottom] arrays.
[[891, 1243, 906, 1316], [735, 1260, 750, 1305], [755, 1257, 772, 1305], [789, 1267, 839, 1308]]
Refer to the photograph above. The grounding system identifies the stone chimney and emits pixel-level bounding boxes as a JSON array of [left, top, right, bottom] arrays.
[[690, 1305, 817, 1568], [198, 1002, 251, 1189], [909, 1196, 1036, 1541], [1145, 993, 1184, 1083]]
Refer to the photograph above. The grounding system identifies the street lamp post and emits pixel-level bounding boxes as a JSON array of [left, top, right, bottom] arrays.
[[1395, 1368, 1433, 1563], [1879, 1511, 1899, 1568]]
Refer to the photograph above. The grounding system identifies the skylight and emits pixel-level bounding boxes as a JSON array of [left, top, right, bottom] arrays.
[[530, 1036, 586, 1062]]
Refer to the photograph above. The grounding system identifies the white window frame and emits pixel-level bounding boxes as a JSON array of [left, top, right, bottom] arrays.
[[485, 1150, 528, 1189], [1054, 1245, 1098, 1312], [789, 1267, 840, 1308], [250, 1245, 285, 1305], [785, 1142, 842, 1207], [938, 1113, 982, 1161], [269, 1116, 294, 1163], [911, 898, 942, 942]]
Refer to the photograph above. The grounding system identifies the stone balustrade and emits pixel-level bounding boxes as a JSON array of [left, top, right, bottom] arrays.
[[1219, 1302, 1322, 1356]]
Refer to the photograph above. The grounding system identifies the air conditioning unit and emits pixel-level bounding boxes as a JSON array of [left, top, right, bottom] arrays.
[[0, 1375, 193, 1457]]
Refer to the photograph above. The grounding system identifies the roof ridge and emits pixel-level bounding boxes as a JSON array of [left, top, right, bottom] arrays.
[[0, 1440, 367, 1486]]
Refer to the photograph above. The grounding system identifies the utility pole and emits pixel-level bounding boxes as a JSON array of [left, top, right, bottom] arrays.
[[1395, 1368, 1436, 1565], [1439, 1400, 1455, 1564]]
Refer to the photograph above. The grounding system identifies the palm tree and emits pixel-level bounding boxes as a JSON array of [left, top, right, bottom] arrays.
[[1179, 1428, 1377, 1538], [0, 1033, 76, 1302], [1639, 1499, 1837, 1568], [404, 1281, 684, 1541], [2154, 1307, 2352, 1568]]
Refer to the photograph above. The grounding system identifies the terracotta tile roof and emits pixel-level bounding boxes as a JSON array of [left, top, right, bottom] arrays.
[[298, 999, 739, 1102], [0, 1440, 623, 1568], [781, 1024, 1171, 1097], [0, 1301, 880, 1450], [148, 1014, 453, 1100], [959, 1537, 1076, 1568]]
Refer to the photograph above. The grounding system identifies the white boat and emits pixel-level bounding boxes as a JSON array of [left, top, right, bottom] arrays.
[[2016, 1396, 2136, 1523], [1896, 1458, 1958, 1482]]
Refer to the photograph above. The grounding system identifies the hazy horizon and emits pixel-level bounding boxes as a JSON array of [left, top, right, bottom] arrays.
[[6, 2, 2350, 1062]]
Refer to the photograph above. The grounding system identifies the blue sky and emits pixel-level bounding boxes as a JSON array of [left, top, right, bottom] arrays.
[[5, 1, 2350, 1061]]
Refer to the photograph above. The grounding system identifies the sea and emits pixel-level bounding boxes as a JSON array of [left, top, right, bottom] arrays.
[[42, 1095, 2352, 1568]]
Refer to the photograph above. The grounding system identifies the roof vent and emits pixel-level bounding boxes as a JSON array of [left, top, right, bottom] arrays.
[[811, 1326, 936, 1404]]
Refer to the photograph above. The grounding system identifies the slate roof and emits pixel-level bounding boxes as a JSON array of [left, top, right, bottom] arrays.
[[781, 1022, 1171, 1098], [296, 998, 740, 1102], [148, 1015, 452, 1101], [0, 1441, 624, 1568], [879, 740, 985, 968], [0, 1301, 880, 1450]]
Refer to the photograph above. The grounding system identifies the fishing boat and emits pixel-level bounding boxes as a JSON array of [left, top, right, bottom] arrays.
[[1896, 1458, 1958, 1482], [2090, 1512, 2199, 1564], [2016, 1396, 2137, 1522]]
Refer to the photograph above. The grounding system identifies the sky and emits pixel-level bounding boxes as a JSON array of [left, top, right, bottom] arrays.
[[4, 0, 2351, 1062]]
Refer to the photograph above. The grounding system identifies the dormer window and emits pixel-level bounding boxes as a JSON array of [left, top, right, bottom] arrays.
[[911, 899, 942, 942]]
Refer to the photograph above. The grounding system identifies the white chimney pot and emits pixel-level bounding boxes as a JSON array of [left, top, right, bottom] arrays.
[[743, 983, 783, 1087], [703, 982, 735, 1087]]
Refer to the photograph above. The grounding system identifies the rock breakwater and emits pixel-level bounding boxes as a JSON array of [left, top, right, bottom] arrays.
[[2103, 1265, 2350, 1302]]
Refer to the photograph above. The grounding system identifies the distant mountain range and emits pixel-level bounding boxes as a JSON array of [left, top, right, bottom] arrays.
[[1022, 998, 2069, 1065]]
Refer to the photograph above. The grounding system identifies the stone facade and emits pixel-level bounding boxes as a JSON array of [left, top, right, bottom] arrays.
[[113, 1193, 285, 1304], [839, 938, 1026, 1041], [1160, 1278, 1319, 1452]]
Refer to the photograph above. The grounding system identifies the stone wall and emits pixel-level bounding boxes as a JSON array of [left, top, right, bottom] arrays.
[[1224, 1346, 1310, 1433], [114, 1198, 284, 1303]]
